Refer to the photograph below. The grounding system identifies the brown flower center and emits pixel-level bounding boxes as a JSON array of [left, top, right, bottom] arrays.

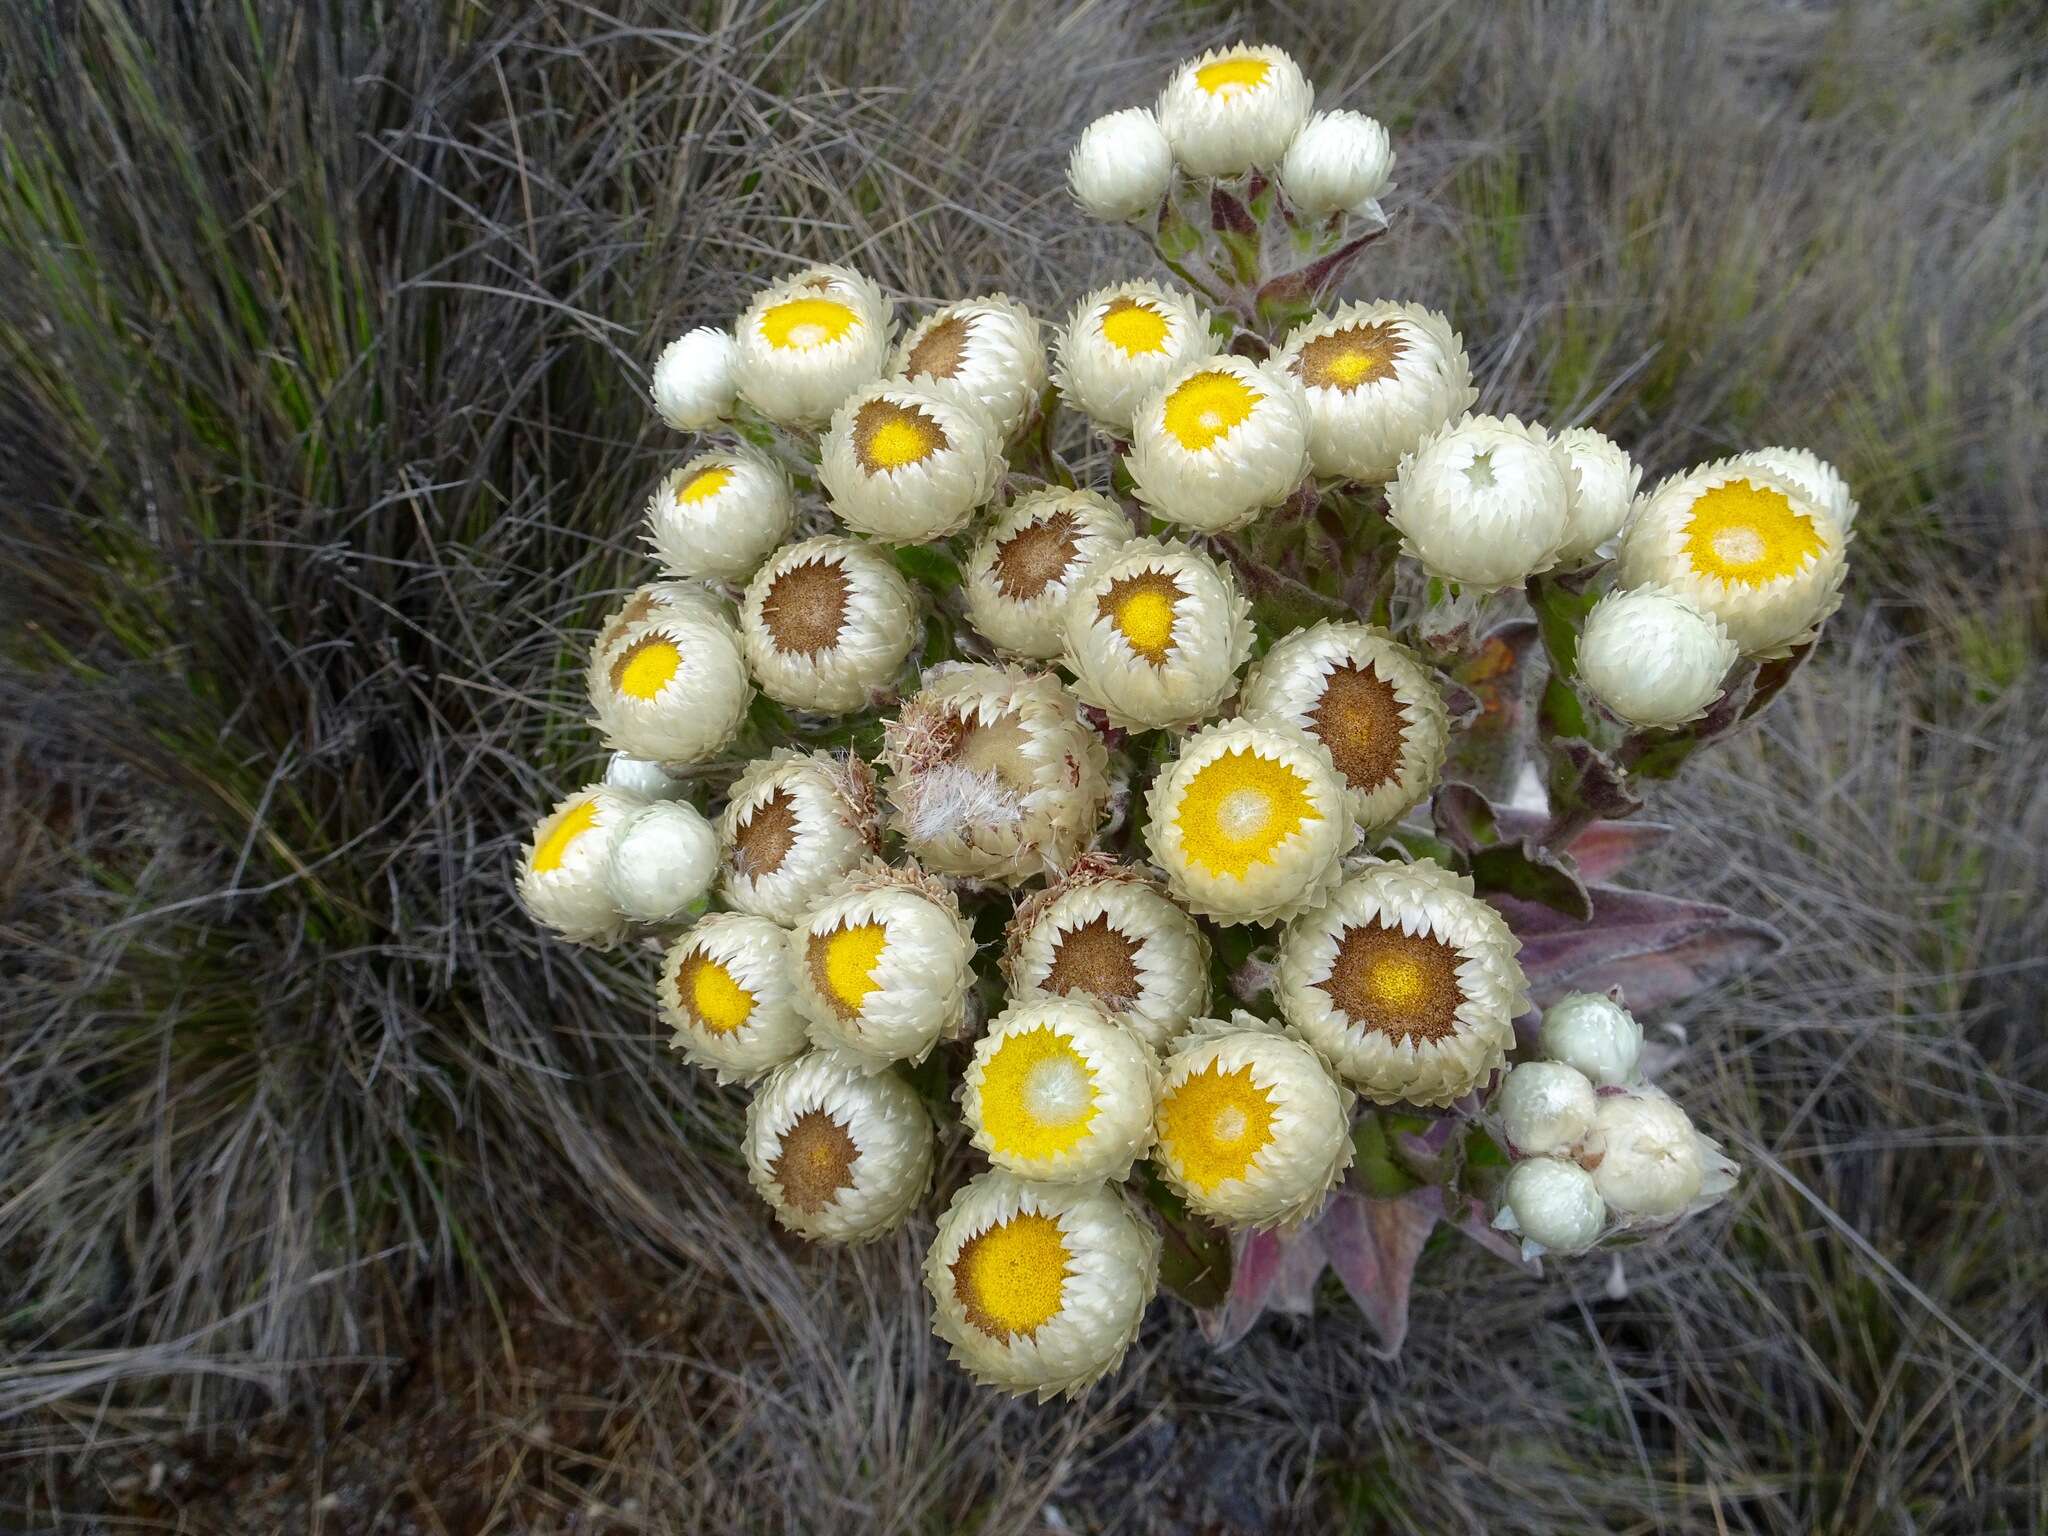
[[1042, 912, 1144, 1008], [1307, 660, 1408, 793], [903, 313, 973, 381], [761, 557, 851, 656], [599, 587, 662, 653], [1294, 321, 1408, 392], [1318, 919, 1465, 1044], [731, 787, 799, 880], [770, 1109, 860, 1214], [991, 509, 1083, 602], [852, 397, 947, 472]]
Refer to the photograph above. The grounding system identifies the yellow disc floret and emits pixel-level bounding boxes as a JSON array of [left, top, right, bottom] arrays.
[[676, 465, 733, 503], [1156, 1061, 1278, 1192], [760, 296, 860, 351], [1172, 749, 1317, 879], [1162, 369, 1262, 452], [531, 798, 599, 875], [681, 951, 755, 1035], [1195, 56, 1272, 95], [1681, 479, 1825, 586], [1098, 297, 1172, 357], [613, 637, 681, 701], [813, 920, 888, 1018], [976, 1026, 1101, 1162], [951, 1212, 1072, 1341]]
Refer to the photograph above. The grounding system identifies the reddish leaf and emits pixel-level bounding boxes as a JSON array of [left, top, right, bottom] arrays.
[[1319, 1187, 1443, 1358], [1448, 1192, 1540, 1274], [1200, 1226, 1329, 1348], [1490, 810, 1673, 882], [1497, 885, 1783, 1008]]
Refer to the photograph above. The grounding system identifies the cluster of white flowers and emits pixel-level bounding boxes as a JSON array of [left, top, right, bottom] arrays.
[[514, 41, 1848, 1399]]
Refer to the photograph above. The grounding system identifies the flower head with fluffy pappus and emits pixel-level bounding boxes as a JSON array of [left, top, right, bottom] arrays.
[[602, 799, 719, 924], [1068, 107, 1175, 222], [1551, 427, 1643, 566], [1145, 718, 1357, 928], [718, 751, 882, 926], [963, 488, 1132, 661], [660, 912, 809, 1082], [746, 1049, 934, 1243], [879, 663, 1109, 886], [1060, 538, 1252, 731], [1614, 458, 1849, 657], [789, 863, 976, 1070], [962, 996, 1160, 1184], [646, 448, 793, 582], [1003, 856, 1212, 1053], [1126, 354, 1311, 533], [732, 263, 893, 426], [1578, 584, 1739, 728], [1156, 44, 1313, 177], [1238, 621, 1448, 830], [1152, 1014, 1354, 1230], [1054, 280, 1219, 435], [1386, 413, 1578, 590], [1275, 858, 1526, 1107], [1730, 445, 1859, 532], [587, 610, 752, 766], [740, 536, 919, 712], [516, 785, 638, 946], [890, 293, 1048, 442], [1276, 301, 1477, 485], [1279, 110, 1394, 220], [650, 325, 738, 431], [819, 381, 1002, 544], [925, 1171, 1159, 1400]]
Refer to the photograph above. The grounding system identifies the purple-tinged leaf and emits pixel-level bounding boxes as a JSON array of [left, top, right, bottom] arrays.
[[1320, 1186, 1443, 1358], [1432, 781, 1499, 856], [1448, 1192, 1540, 1274], [1254, 227, 1386, 314], [1498, 885, 1784, 1009], [1200, 1226, 1329, 1348], [1546, 737, 1643, 820], [1490, 810, 1673, 882], [1472, 839, 1593, 921]]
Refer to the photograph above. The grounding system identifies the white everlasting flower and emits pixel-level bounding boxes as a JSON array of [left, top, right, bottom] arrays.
[[1145, 718, 1356, 927], [1067, 107, 1175, 222], [718, 751, 882, 926], [1386, 413, 1578, 590], [1126, 354, 1312, 533], [650, 325, 738, 431], [660, 912, 809, 1082], [1551, 427, 1643, 565], [740, 536, 919, 712], [1730, 445, 1859, 531], [1275, 858, 1528, 1107], [962, 488, 1131, 661], [1238, 621, 1448, 829], [1494, 1156, 1606, 1257], [1278, 110, 1394, 219], [1003, 857, 1212, 1053], [1614, 458, 1850, 656], [746, 1049, 933, 1243], [587, 611, 752, 766], [602, 799, 720, 924], [593, 579, 732, 658], [602, 750, 687, 802], [516, 785, 637, 946], [732, 264, 893, 427], [890, 293, 1048, 442], [1060, 538, 1252, 731], [1493, 1061, 1597, 1157], [879, 663, 1110, 885], [645, 448, 793, 581], [1156, 44, 1313, 177], [1537, 992, 1643, 1087], [1587, 1090, 1704, 1219], [925, 1170, 1159, 1400], [1275, 301, 1477, 484], [1153, 1017, 1354, 1230], [1578, 584, 1740, 728], [819, 381, 1003, 543], [790, 865, 976, 1070], [962, 996, 1160, 1184], [1053, 280, 1219, 436]]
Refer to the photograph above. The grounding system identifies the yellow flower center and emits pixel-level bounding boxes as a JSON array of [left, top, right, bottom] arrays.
[[1158, 1060, 1277, 1192], [1099, 297, 1171, 357], [760, 296, 859, 351], [676, 465, 733, 504], [951, 1212, 1071, 1341], [1194, 56, 1272, 96], [977, 1026, 1100, 1162], [680, 950, 754, 1035], [810, 920, 888, 1019], [853, 397, 947, 471], [613, 637, 680, 701], [1295, 322, 1408, 393], [1173, 748, 1318, 879], [1097, 569, 1184, 666], [532, 799, 598, 874], [1681, 479, 1825, 586], [1162, 369, 1261, 452]]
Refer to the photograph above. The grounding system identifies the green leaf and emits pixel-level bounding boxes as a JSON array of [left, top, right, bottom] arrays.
[[1135, 1165, 1232, 1308], [1470, 839, 1594, 921], [892, 543, 961, 590], [1351, 1112, 1424, 1201]]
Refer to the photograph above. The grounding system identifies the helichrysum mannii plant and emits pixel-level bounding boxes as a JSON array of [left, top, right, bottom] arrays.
[[517, 42, 1854, 1399]]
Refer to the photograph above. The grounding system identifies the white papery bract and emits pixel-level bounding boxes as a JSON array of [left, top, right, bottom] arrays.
[[1127, 354, 1311, 533], [1550, 427, 1643, 566], [925, 1171, 1159, 1400], [646, 448, 793, 581], [1276, 301, 1477, 485], [819, 381, 1002, 543], [516, 785, 638, 946], [650, 325, 738, 430], [1278, 110, 1394, 219], [1145, 719, 1356, 928], [732, 264, 893, 426], [891, 293, 1048, 443], [740, 536, 919, 712], [790, 866, 975, 1070], [747, 1049, 933, 1243], [718, 751, 882, 926], [1060, 538, 1253, 731], [1153, 1018, 1354, 1230], [587, 612, 752, 766], [660, 912, 809, 1082], [1156, 44, 1313, 177], [1054, 280, 1219, 436], [1067, 108, 1175, 222], [963, 488, 1131, 660], [879, 664, 1109, 885], [1238, 621, 1448, 829], [603, 751, 687, 802], [1730, 445, 1859, 532], [1588, 1090, 1706, 1219], [1614, 458, 1849, 656], [1003, 858, 1212, 1053], [602, 799, 719, 924], [962, 996, 1160, 1184], [1275, 858, 1527, 1107], [1494, 1061, 1597, 1157], [593, 578, 733, 658], [1579, 584, 1740, 728], [1537, 992, 1643, 1086], [1387, 413, 1577, 590], [1495, 1157, 1606, 1257]]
